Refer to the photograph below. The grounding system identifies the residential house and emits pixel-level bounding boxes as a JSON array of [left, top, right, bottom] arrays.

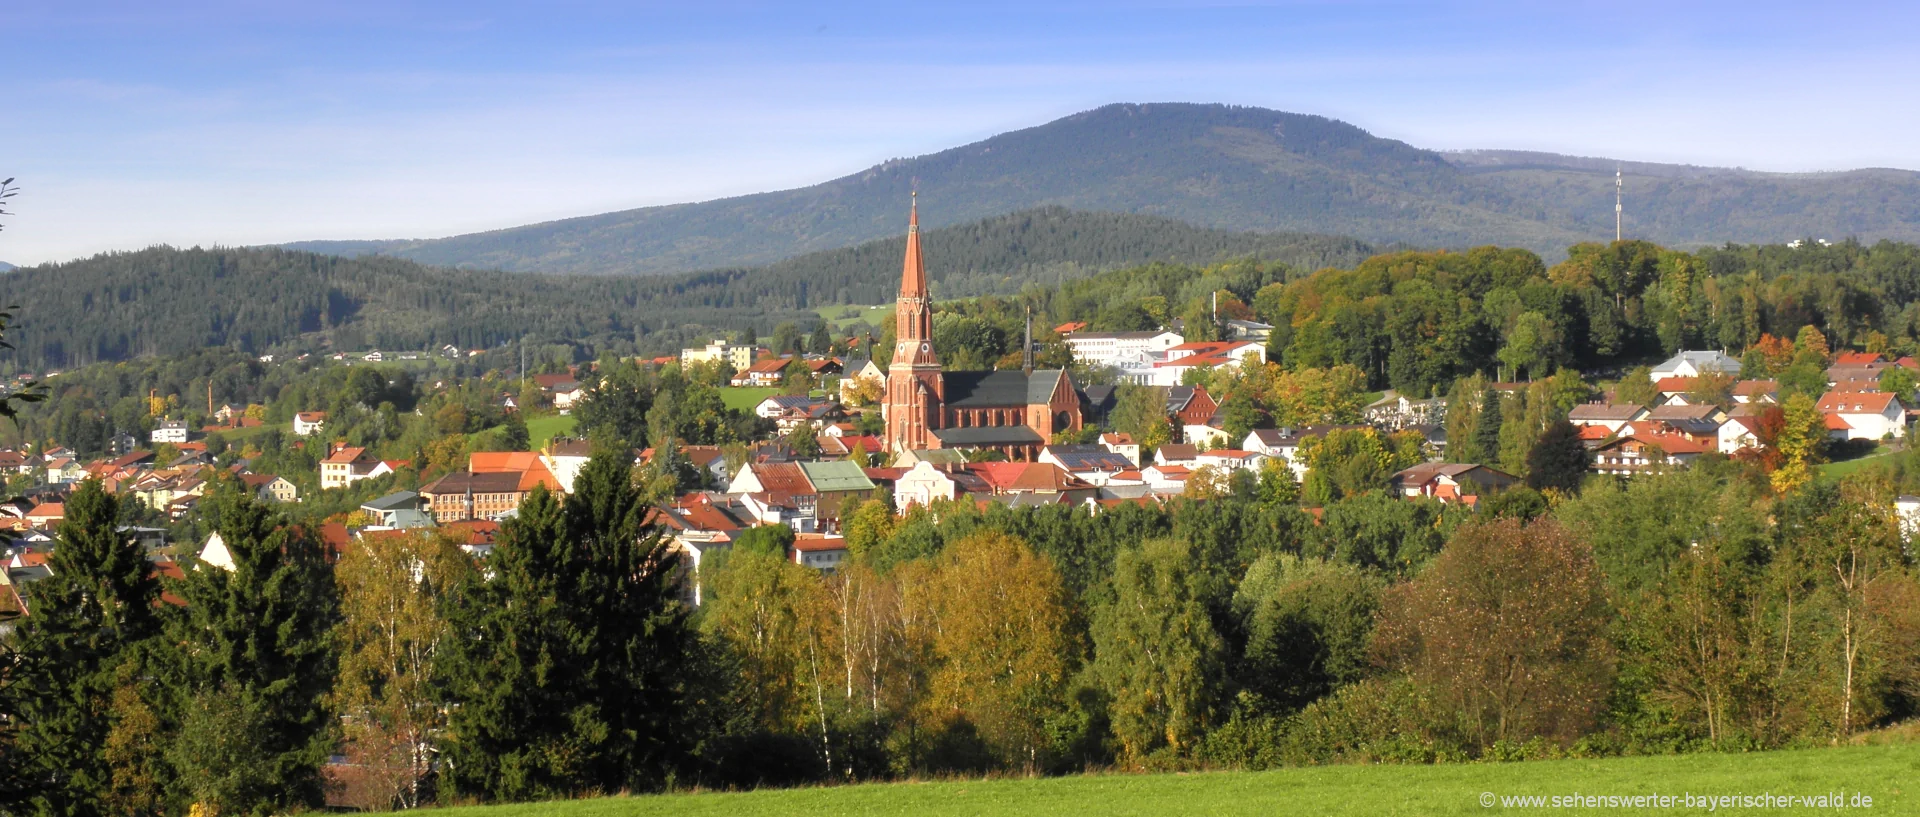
[[653, 493, 753, 605], [838, 358, 886, 406], [319, 446, 390, 490], [1650, 350, 1742, 380], [729, 461, 821, 529], [792, 534, 849, 571], [1142, 464, 1191, 494], [151, 419, 190, 445], [1733, 380, 1779, 404], [733, 358, 794, 387], [1816, 391, 1906, 440], [1654, 377, 1699, 405], [1388, 463, 1518, 503], [1195, 449, 1266, 473], [1155, 443, 1200, 467], [1039, 445, 1137, 483], [293, 411, 328, 436], [540, 436, 595, 493], [43, 458, 84, 485], [23, 503, 63, 528], [967, 462, 1098, 505], [1098, 432, 1141, 466], [1364, 393, 1445, 431], [1828, 364, 1890, 392], [239, 473, 298, 503], [1638, 403, 1729, 441], [1590, 433, 1711, 475], [793, 460, 877, 528], [892, 460, 991, 508], [1718, 416, 1763, 455], [1568, 403, 1650, 434]]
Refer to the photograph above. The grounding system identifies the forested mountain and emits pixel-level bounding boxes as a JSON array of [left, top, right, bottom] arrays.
[[285, 103, 1920, 274], [0, 208, 1378, 370]]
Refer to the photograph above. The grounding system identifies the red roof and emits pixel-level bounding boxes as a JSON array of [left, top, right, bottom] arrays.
[[1054, 321, 1087, 334], [1654, 376, 1697, 394], [322, 446, 371, 465], [1604, 432, 1711, 455], [792, 534, 847, 553], [745, 358, 792, 375], [1824, 414, 1853, 431], [468, 452, 564, 492], [1836, 351, 1884, 366], [1817, 391, 1897, 414], [442, 519, 500, 547]]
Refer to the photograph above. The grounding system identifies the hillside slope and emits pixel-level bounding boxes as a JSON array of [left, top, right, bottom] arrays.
[[4, 208, 1377, 369], [286, 103, 1920, 275]]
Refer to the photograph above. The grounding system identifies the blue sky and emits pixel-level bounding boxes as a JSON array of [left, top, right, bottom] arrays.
[[4, 0, 1918, 265]]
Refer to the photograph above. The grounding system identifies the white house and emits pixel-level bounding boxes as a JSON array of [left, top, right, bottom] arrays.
[[1195, 449, 1266, 473], [1717, 416, 1763, 454], [1816, 391, 1906, 441], [293, 411, 328, 436], [1650, 350, 1741, 381], [150, 420, 190, 445], [792, 534, 849, 571], [1568, 403, 1649, 434]]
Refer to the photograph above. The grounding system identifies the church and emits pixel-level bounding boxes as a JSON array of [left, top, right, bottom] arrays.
[[883, 198, 1083, 461]]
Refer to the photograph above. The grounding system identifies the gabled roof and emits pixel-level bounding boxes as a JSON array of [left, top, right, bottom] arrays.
[[1043, 446, 1134, 471], [1646, 404, 1723, 422], [1733, 379, 1778, 397], [322, 446, 372, 465], [360, 490, 421, 512], [1652, 350, 1741, 374], [795, 460, 876, 493], [745, 358, 793, 375], [1817, 391, 1898, 414], [1835, 352, 1884, 366], [749, 462, 815, 496], [419, 471, 527, 495], [944, 369, 1060, 409], [1569, 403, 1646, 421], [1157, 443, 1200, 461], [1598, 433, 1712, 455], [468, 452, 564, 492], [1654, 376, 1697, 394]]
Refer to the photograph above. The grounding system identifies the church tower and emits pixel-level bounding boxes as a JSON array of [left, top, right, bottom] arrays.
[[884, 195, 944, 452]]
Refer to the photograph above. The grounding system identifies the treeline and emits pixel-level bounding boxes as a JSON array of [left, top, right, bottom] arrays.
[[905, 237, 1920, 398], [0, 208, 1379, 371], [7, 450, 1919, 813]]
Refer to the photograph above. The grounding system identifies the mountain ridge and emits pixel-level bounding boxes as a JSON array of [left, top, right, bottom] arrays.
[[5, 207, 1381, 370], [280, 102, 1920, 275]]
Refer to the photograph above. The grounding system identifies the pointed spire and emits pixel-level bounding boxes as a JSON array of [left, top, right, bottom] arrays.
[[900, 192, 927, 299]]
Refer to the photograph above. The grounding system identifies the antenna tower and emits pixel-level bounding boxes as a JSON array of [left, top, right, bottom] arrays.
[[1614, 167, 1623, 242]]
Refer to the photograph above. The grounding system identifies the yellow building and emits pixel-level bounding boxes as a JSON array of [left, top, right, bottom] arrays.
[[680, 339, 754, 371]]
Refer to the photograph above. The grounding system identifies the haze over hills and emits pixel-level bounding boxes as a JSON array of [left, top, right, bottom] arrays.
[[0, 261, 14, 272], [2, 208, 1379, 370], [284, 103, 1920, 275]]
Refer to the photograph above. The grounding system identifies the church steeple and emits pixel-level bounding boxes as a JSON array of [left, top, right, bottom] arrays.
[[884, 194, 943, 452], [891, 193, 937, 366]]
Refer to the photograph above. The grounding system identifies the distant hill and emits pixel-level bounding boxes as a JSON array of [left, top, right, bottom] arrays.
[[0, 261, 14, 272], [4, 208, 1379, 369], [284, 103, 1920, 274]]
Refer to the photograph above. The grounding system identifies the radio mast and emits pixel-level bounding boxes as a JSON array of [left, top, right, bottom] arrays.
[[1614, 167, 1623, 242]]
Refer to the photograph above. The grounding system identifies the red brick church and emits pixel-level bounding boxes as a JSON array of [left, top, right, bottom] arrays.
[[883, 197, 1083, 461]]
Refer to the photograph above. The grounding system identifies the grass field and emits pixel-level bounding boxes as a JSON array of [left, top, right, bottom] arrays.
[[384, 743, 1918, 816], [525, 414, 578, 447], [720, 387, 780, 413], [817, 304, 894, 332]]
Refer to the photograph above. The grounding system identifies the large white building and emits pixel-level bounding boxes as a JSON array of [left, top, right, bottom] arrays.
[[1063, 330, 1184, 383]]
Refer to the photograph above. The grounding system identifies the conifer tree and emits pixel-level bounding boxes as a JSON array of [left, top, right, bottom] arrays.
[[1473, 388, 1502, 466], [3, 481, 157, 814], [441, 452, 703, 801], [163, 492, 338, 815], [1526, 419, 1590, 495]]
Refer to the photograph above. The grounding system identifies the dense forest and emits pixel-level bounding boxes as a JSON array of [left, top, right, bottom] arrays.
[[0, 208, 1378, 371], [285, 103, 1920, 275]]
